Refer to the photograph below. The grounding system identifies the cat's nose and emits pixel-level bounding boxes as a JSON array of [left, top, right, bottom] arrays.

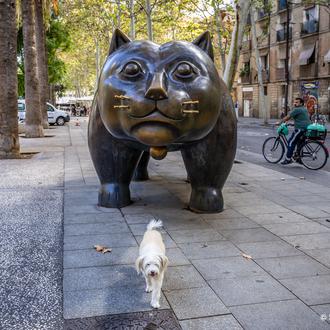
[[145, 72, 168, 101]]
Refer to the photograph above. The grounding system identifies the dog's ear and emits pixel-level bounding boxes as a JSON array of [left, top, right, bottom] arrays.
[[135, 256, 144, 274], [160, 255, 169, 270]]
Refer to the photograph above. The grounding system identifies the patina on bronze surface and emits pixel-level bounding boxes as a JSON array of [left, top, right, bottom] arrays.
[[88, 29, 237, 213]]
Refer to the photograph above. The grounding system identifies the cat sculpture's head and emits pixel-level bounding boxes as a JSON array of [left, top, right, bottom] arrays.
[[97, 29, 223, 152]]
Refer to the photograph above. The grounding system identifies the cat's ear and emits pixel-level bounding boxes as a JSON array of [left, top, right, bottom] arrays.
[[192, 31, 214, 61], [108, 29, 131, 56]]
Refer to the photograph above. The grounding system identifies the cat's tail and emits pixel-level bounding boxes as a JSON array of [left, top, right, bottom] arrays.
[[147, 219, 163, 231]]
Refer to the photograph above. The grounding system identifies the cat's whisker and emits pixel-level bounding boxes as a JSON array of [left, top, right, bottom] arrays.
[[114, 105, 130, 109], [182, 100, 199, 105], [182, 109, 199, 114], [182, 100, 199, 114], [114, 95, 130, 100]]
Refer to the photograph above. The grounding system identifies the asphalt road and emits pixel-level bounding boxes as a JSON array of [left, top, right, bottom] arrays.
[[237, 121, 330, 187]]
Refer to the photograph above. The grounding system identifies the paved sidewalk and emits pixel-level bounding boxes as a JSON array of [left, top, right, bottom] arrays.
[[63, 119, 330, 329], [1, 118, 330, 329]]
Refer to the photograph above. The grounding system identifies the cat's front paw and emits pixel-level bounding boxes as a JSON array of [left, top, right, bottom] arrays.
[[189, 187, 223, 213], [98, 183, 131, 208], [151, 300, 160, 309]]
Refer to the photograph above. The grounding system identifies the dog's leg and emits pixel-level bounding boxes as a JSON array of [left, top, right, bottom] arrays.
[[150, 274, 163, 309], [145, 275, 152, 293]]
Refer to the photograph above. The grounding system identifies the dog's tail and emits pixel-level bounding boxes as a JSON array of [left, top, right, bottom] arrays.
[[147, 219, 163, 231]]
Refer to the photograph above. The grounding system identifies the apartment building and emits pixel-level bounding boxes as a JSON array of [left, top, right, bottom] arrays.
[[235, 0, 330, 119]]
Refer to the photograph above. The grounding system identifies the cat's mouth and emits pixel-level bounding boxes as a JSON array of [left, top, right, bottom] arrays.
[[128, 108, 183, 121]]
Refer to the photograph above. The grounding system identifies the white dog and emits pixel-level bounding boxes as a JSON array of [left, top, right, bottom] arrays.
[[135, 219, 169, 309]]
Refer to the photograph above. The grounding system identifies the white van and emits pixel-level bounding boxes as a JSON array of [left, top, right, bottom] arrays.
[[18, 100, 70, 126]]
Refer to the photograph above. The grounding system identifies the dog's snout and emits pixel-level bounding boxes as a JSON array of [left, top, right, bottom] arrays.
[[150, 271, 156, 277]]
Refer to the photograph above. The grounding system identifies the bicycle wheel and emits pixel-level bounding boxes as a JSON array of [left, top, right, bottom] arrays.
[[300, 140, 329, 170], [262, 137, 285, 163]]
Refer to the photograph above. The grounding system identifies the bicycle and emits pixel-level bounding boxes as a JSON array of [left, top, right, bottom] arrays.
[[262, 123, 329, 170]]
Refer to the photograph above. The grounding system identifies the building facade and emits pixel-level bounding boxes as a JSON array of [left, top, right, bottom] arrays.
[[235, 0, 330, 119]]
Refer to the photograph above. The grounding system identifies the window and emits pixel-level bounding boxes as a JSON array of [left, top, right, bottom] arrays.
[[47, 105, 55, 112], [260, 55, 269, 70], [18, 103, 25, 112], [301, 6, 319, 35], [264, 86, 268, 95]]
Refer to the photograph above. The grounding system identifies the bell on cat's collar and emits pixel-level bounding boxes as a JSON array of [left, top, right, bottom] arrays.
[[150, 146, 167, 160]]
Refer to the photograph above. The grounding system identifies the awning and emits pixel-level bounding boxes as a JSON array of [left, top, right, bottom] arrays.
[[324, 49, 330, 63], [299, 44, 315, 65]]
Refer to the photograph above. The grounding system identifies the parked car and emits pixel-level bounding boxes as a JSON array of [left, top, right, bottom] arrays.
[[18, 100, 70, 126]]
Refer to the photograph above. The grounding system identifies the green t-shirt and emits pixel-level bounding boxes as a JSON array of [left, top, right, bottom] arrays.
[[289, 106, 311, 130]]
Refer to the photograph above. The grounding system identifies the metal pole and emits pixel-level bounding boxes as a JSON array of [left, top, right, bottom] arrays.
[[284, 1, 290, 115]]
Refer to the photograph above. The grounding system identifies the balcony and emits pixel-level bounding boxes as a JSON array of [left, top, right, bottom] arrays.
[[278, 0, 287, 11], [300, 63, 317, 78], [276, 27, 292, 42], [276, 68, 285, 80], [242, 40, 251, 52], [301, 20, 319, 36], [241, 73, 252, 84]]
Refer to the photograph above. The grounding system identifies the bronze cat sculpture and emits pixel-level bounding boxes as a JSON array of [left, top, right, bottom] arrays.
[[88, 29, 237, 213]]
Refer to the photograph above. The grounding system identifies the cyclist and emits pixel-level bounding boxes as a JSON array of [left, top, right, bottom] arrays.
[[277, 97, 311, 165]]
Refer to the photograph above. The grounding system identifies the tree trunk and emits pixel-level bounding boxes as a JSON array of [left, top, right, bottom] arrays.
[[223, 0, 251, 90], [145, 0, 153, 41], [250, 5, 268, 124], [22, 0, 44, 137], [35, 0, 49, 128], [213, 2, 226, 74], [116, 0, 121, 29], [0, 0, 20, 158], [129, 0, 135, 40]]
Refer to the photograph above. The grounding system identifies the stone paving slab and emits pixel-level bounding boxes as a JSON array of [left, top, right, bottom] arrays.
[[247, 212, 311, 225], [64, 286, 170, 319], [205, 217, 260, 230], [192, 256, 267, 280], [220, 228, 280, 243], [167, 228, 225, 243], [230, 300, 330, 330], [209, 274, 294, 306], [178, 241, 241, 260], [310, 304, 330, 322], [280, 275, 330, 305], [264, 222, 330, 236], [180, 315, 243, 330], [64, 212, 123, 224], [64, 222, 130, 236], [64, 247, 138, 268], [64, 265, 141, 291], [303, 248, 330, 268], [237, 240, 303, 259], [64, 232, 137, 251], [281, 233, 330, 250], [255, 255, 330, 279], [163, 286, 229, 320], [163, 265, 206, 290]]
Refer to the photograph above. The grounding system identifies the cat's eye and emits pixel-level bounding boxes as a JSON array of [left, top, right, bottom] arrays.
[[173, 62, 196, 79], [121, 61, 142, 77]]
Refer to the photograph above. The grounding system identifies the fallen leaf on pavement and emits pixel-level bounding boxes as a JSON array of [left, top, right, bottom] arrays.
[[94, 245, 112, 253], [242, 253, 252, 260]]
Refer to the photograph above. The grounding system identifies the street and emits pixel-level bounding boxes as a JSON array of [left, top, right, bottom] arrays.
[[237, 118, 330, 187]]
